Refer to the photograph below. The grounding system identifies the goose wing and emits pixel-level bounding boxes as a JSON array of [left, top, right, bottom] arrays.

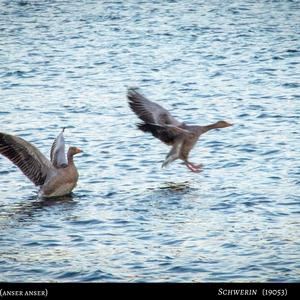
[[0, 132, 55, 186], [137, 122, 189, 145], [127, 88, 188, 144], [127, 88, 182, 126], [50, 128, 67, 168]]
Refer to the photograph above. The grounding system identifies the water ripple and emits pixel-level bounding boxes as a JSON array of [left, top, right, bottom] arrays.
[[0, 0, 299, 282]]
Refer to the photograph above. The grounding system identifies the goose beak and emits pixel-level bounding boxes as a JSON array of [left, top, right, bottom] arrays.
[[75, 148, 83, 154]]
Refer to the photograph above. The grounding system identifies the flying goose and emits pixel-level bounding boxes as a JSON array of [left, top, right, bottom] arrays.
[[127, 88, 233, 172], [0, 128, 82, 197]]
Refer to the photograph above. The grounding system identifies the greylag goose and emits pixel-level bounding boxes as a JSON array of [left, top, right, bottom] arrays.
[[0, 128, 82, 197], [127, 88, 233, 172]]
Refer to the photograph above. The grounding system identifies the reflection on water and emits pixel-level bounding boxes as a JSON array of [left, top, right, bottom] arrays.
[[158, 182, 191, 192], [0, 0, 300, 282], [0, 194, 76, 229]]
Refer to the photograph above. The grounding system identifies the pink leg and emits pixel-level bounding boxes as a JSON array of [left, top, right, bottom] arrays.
[[185, 162, 203, 173], [189, 162, 203, 169]]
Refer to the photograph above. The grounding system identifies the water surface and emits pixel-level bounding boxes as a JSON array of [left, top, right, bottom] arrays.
[[0, 0, 299, 282]]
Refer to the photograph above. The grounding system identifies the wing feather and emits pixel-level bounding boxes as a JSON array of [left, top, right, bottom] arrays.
[[50, 128, 67, 168], [0, 132, 55, 186], [137, 123, 187, 145], [127, 88, 182, 126]]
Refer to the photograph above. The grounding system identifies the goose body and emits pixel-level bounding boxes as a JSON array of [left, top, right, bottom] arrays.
[[41, 164, 79, 197], [0, 129, 82, 198], [127, 88, 233, 172]]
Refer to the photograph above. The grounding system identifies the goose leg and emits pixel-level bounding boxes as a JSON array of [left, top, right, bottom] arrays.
[[185, 161, 203, 173], [190, 162, 203, 169]]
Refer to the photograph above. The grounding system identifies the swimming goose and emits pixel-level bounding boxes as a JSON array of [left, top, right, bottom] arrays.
[[0, 129, 82, 197], [127, 88, 233, 172]]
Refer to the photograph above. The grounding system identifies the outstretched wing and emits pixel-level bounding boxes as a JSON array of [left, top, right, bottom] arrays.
[[0, 132, 55, 186], [127, 88, 188, 144], [127, 88, 182, 126], [50, 128, 67, 168]]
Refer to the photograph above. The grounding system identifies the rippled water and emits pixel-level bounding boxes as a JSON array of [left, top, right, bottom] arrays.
[[0, 0, 300, 282]]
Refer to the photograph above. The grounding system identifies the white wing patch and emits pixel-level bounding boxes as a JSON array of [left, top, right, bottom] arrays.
[[50, 129, 67, 168]]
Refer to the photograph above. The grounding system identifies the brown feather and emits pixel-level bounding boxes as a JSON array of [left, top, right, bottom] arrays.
[[0, 133, 54, 186], [127, 88, 182, 126]]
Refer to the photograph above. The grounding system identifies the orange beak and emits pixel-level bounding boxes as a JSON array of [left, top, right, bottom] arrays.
[[75, 147, 83, 154]]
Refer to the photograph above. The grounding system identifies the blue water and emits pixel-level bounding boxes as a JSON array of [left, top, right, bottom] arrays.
[[0, 0, 299, 282]]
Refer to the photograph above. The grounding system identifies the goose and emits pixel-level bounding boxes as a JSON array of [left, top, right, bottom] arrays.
[[127, 88, 233, 172], [0, 128, 82, 197]]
